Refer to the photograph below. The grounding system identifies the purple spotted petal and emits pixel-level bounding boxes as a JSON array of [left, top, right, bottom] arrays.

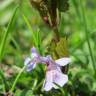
[[43, 69, 68, 91], [55, 57, 71, 66], [53, 70, 68, 89], [43, 71, 53, 91]]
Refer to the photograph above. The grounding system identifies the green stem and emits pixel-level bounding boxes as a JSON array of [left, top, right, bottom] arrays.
[[10, 66, 25, 92], [79, 0, 96, 75]]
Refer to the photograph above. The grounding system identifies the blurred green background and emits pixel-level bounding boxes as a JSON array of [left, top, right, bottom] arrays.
[[0, 0, 96, 96]]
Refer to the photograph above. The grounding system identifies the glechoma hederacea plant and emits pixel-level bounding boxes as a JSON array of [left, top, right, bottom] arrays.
[[1, 0, 96, 95], [0, 0, 70, 95]]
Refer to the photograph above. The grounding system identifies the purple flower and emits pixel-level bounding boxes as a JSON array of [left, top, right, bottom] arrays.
[[24, 47, 41, 71], [43, 56, 71, 91], [24, 47, 71, 91]]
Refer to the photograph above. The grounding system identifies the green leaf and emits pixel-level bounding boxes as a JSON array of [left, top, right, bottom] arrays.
[[15, 89, 34, 96], [25, 90, 33, 96], [49, 38, 69, 59], [56, 38, 69, 57], [0, 5, 19, 60], [14, 89, 22, 96]]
